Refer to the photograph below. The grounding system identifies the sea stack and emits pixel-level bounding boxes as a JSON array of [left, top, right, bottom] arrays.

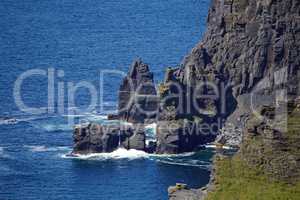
[[118, 59, 159, 123]]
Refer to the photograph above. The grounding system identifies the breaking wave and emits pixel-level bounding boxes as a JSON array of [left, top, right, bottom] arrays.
[[61, 147, 211, 168], [62, 148, 149, 160], [204, 144, 234, 150]]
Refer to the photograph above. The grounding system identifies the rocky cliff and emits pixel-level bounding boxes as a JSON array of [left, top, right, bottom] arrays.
[[160, 0, 300, 151], [118, 59, 158, 124], [71, 0, 300, 198], [167, 0, 300, 199]]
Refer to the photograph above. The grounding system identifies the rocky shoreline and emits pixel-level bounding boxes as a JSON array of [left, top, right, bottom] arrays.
[[72, 0, 300, 199]]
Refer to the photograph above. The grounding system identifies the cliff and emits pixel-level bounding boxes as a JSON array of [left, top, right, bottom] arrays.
[[70, 0, 300, 198], [167, 0, 300, 199], [161, 0, 300, 149]]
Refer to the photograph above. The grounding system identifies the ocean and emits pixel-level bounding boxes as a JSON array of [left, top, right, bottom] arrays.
[[0, 0, 213, 199]]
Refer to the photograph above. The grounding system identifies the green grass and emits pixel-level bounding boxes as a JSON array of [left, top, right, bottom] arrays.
[[205, 106, 300, 200], [206, 156, 300, 200]]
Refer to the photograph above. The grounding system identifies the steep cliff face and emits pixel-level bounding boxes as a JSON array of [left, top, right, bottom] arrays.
[[202, 0, 300, 145], [159, 0, 300, 153], [168, 0, 300, 199], [201, 0, 299, 95]]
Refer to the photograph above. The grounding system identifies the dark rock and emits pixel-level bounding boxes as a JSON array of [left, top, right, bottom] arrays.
[[122, 124, 146, 151], [73, 123, 122, 154], [168, 183, 208, 200], [156, 120, 215, 154], [72, 123, 147, 154], [118, 59, 159, 123], [107, 114, 119, 120], [165, 0, 300, 198], [145, 141, 157, 154]]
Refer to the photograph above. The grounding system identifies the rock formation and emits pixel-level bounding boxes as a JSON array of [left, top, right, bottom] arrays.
[[72, 123, 148, 154], [73, 0, 300, 156], [159, 0, 300, 154], [167, 0, 300, 198], [71, 0, 300, 197], [72, 59, 159, 154], [168, 183, 207, 200], [118, 59, 158, 123]]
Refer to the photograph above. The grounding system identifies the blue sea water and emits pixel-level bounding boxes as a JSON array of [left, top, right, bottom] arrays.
[[0, 0, 213, 199]]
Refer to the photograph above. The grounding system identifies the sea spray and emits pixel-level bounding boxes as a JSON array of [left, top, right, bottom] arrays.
[[63, 148, 149, 160], [62, 147, 213, 169]]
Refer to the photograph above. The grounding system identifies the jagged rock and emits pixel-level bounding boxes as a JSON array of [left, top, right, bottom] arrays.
[[73, 123, 124, 154], [118, 59, 158, 123], [165, 0, 300, 198], [72, 123, 148, 154], [107, 114, 119, 120], [168, 183, 210, 200], [156, 120, 215, 154], [122, 125, 146, 151]]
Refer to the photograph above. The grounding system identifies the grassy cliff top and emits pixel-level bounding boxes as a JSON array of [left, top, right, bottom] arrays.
[[206, 103, 300, 199]]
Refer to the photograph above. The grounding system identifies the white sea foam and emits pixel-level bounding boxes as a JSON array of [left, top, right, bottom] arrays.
[[0, 118, 18, 125], [204, 144, 234, 150], [0, 115, 54, 126], [62, 114, 86, 117], [120, 121, 133, 126], [41, 124, 73, 132], [84, 114, 108, 121], [24, 145, 71, 152], [145, 139, 156, 146], [145, 123, 157, 130], [0, 147, 4, 156], [0, 147, 10, 158], [63, 148, 149, 160], [156, 159, 211, 169], [151, 152, 196, 158]]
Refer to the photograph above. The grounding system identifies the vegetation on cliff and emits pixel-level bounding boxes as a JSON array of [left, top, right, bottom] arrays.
[[206, 103, 300, 199], [206, 156, 300, 200]]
